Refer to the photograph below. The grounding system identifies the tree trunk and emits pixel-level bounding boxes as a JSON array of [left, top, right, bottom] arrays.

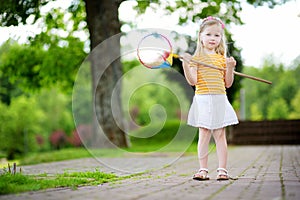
[[84, 0, 128, 148]]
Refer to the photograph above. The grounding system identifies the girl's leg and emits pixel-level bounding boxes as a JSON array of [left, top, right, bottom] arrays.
[[212, 128, 229, 179], [197, 128, 212, 169], [193, 128, 212, 180], [212, 128, 227, 169]]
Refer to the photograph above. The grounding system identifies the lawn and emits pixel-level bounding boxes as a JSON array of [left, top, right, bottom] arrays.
[[2, 120, 199, 166], [0, 120, 201, 195], [0, 169, 132, 195], [0, 142, 199, 195]]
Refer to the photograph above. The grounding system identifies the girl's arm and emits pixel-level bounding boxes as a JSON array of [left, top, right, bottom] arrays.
[[225, 56, 236, 88], [182, 53, 197, 86]]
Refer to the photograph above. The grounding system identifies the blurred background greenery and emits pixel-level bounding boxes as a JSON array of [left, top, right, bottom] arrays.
[[0, 0, 299, 162]]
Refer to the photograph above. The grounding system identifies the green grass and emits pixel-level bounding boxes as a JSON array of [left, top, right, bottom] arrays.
[[18, 148, 124, 166], [0, 120, 218, 195], [123, 119, 198, 152], [13, 120, 198, 166], [17, 141, 198, 167], [123, 141, 198, 155], [0, 170, 121, 195]]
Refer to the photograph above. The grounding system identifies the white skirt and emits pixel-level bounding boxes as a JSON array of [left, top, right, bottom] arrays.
[[187, 94, 239, 130]]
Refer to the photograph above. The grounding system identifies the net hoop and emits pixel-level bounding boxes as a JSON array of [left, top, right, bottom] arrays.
[[137, 33, 173, 69]]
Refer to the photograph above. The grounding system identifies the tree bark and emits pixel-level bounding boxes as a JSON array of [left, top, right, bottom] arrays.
[[84, 0, 128, 148]]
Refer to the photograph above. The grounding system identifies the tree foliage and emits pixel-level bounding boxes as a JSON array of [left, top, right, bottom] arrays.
[[134, 0, 288, 25], [0, 96, 43, 159], [289, 90, 300, 119], [0, 88, 76, 159], [0, 3, 87, 158], [122, 65, 190, 126], [0, 5, 87, 103], [0, 0, 292, 151], [236, 57, 300, 120], [0, 0, 51, 26]]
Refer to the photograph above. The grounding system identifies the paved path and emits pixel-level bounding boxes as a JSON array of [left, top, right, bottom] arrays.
[[1, 145, 299, 200]]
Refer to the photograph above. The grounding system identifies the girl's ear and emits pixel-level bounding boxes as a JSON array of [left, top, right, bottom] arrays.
[[200, 37, 204, 45]]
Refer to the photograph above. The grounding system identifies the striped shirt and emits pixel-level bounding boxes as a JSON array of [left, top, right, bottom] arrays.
[[191, 54, 226, 94]]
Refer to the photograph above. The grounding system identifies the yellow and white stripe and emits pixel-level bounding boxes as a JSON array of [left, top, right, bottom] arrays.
[[191, 54, 226, 94]]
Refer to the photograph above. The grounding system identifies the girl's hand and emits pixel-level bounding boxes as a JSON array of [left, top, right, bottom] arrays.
[[181, 52, 197, 86], [182, 53, 193, 64], [225, 57, 236, 88], [226, 57, 236, 70]]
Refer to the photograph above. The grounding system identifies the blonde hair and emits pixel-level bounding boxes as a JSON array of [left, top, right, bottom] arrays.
[[194, 18, 227, 57]]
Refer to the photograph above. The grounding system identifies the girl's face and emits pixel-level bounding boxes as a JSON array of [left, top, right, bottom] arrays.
[[200, 24, 223, 53]]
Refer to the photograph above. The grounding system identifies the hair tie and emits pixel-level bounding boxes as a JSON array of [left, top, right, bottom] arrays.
[[202, 16, 225, 29]]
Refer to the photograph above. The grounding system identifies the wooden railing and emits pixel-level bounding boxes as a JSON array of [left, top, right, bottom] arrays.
[[227, 120, 300, 145]]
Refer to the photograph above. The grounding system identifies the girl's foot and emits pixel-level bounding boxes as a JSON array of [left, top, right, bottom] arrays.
[[193, 168, 209, 181], [217, 168, 229, 181]]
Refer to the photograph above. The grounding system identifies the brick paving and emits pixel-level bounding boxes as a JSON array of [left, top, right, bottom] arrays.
[[1, 145, 299, 200]]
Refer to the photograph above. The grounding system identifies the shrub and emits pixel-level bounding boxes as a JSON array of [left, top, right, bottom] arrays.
[[49, 130, 68, 150], [70, 124, 92, 147], [69, 129, 83, 147], [0, 96, 44, 159]]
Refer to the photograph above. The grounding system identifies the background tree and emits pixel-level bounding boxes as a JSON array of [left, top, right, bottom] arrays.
[[83, 0, 128, 147], [0, 6, 86, 158], [289, 90, 300, 119], [0, 5, 86, 93], [236, 56, 300, 120], [0, 96, 44, 159], [0, 0, 290, 148]]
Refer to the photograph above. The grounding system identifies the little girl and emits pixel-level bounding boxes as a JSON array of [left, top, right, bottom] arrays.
[[182, 16, 238, 181]]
